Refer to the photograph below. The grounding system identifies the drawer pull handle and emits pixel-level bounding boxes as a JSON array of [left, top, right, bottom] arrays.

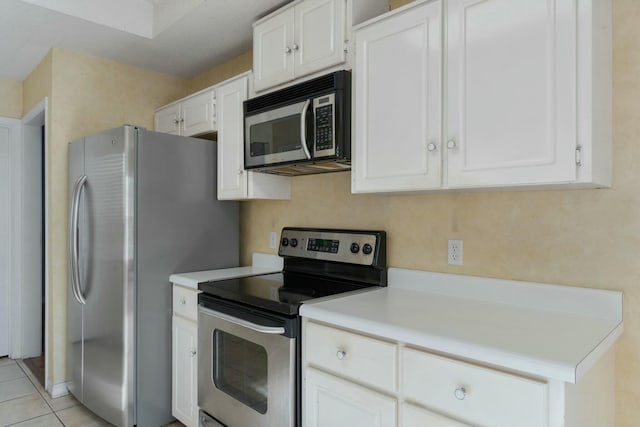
[[180, 298, 186, 305], [454, 387, 467, 400], [336, 350, 347, 360]]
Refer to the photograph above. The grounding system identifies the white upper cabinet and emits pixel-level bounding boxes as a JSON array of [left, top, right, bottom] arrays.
[[155, 88, 216, 137], [352, 0, 442, 193], [253, 7, 296, 92], [181, 90, 216, 137], [216, 74, 291, 200], [253, 0, 388, 93], [294, 0, 346, 78], [352, 0, 611, 193], [155, 103, 181, 135], [446, 0, 576, 188], [217, 75, 249, 200]]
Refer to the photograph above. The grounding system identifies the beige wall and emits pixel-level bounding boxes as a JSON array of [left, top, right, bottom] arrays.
[[23, 48, 190, 387], [0, 79, 22, 118], [23, 51, 53, 116], [188, 50, 253, 93], [238, 0, 640, 425]]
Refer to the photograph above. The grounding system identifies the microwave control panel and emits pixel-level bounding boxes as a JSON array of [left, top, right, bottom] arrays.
[[314, 93, 336, 156]]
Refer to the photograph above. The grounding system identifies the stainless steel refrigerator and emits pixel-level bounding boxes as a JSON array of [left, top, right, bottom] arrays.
[[67, 125, 238, 427]]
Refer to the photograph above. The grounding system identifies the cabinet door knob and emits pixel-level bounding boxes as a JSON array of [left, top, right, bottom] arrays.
[[180, 298, 186, 305], [427, 142, 437, 152], [336, 350, 346, 360], [190, 350, 197, 357], [237, 169, 244, 175], [285, 46, 292, 54], [292, 43, 299, 51], [447, 139, 457, 150], [454, 387, 467, 400]]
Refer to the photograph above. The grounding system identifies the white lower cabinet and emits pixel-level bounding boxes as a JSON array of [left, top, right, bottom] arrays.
[[303, 320, 562, 427], [401, 403, 470, 427], [305, 367, 397, 427], [402, 347, 548, 427], [304, 319, 617, 427], [172, 286, 199, 427]]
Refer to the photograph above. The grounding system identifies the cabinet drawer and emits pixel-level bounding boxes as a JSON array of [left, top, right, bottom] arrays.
[[305, 322, 397, 391], [401, 348, 548, 427], [172, 285, 199, 321]]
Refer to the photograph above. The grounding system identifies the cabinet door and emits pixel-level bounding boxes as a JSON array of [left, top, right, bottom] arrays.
[[172, 315, 197, 427], [402, 403, 470, 427], [352, 1, 442, 193], [294, 0, 347, 78], [446, 0, 577, 188], [217, 76, 248, 200], [304, 367, 396, 427], [253, 8, 295, 92], [181, 89, 215, 136], [155, 104, 181, 135]]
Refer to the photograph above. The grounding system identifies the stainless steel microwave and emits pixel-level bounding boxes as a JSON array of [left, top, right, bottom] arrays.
[[244, 70, 351, 176]]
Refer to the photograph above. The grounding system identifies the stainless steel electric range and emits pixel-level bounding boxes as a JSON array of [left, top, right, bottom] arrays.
[[197, 227, 387, 427]]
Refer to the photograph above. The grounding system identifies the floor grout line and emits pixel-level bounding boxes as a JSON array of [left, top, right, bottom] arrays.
[[11, 359, 68, 426], [5, 412, 54, 427]]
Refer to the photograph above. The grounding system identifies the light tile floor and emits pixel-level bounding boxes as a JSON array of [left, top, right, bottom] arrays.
[[0, 357, 185, 427]]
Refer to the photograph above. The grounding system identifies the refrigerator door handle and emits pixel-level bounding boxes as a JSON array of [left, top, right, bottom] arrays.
[[70, 175, 87, 305], [68, 177, 80, 304]]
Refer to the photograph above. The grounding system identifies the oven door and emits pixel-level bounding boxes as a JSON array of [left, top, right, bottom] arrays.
[[244, 99, 313, 169], [198, 302, 296, 427]]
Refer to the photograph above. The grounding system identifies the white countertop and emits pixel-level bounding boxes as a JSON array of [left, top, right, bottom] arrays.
[[300, 268, 623, 384], [170, 253, 283, 289]]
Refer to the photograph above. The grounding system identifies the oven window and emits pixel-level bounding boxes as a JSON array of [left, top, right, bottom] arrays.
[[249, 115, 301, 157], [212, 330, 268, 414]]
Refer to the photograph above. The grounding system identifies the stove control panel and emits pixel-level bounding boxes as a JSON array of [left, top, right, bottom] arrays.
[[278, 228, 385, 266]]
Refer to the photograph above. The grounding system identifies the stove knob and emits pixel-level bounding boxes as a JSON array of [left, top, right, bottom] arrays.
[[362, 243, 373, 255], [350, 243, 360, 253], [281, 237, 289, 247], [290, 238, 298, 248]]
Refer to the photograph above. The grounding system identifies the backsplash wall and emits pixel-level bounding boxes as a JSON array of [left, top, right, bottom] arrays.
[[238, 0, 640, 425]]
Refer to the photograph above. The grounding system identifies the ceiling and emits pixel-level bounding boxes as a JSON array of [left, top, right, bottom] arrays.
[[0, 0, 291, 81]]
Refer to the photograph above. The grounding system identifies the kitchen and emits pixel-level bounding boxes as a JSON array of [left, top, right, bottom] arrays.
[[0, 0, 637, 426]]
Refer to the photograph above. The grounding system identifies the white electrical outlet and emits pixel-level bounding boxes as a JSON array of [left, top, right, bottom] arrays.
[[448, 240, 463, 265], [269, 231, 277, 249]]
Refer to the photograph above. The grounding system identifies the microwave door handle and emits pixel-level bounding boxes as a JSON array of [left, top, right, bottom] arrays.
[[199, 306, 285, 335], [300, 99, 312, 160]]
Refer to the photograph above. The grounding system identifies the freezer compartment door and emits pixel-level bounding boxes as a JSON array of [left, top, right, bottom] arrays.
[[80, 126, 136, 427]]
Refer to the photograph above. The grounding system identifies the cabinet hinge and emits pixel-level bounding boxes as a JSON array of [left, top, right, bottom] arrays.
[[575, 146, 583, 167]]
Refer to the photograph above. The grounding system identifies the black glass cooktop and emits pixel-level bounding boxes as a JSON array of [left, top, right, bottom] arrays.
[[198, 272, 368, 316]]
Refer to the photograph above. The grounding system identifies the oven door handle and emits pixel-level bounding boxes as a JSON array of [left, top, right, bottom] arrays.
[[199, 306, 286, 335]]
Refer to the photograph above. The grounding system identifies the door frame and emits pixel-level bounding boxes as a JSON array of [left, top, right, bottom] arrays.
[[1, 116, 20, 358], [10, 98, 49, 388]]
